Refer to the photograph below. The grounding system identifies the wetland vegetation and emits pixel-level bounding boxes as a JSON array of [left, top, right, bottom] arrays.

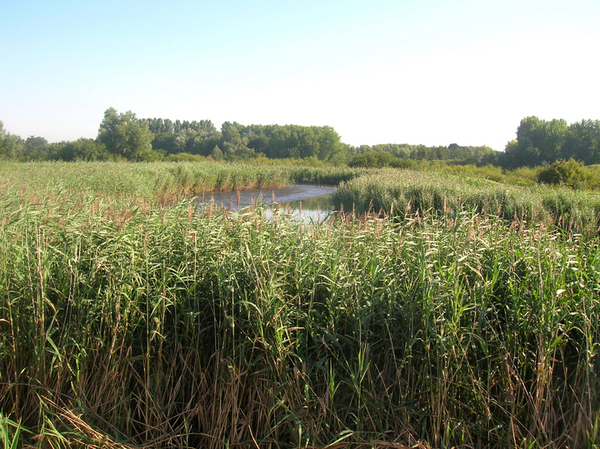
[[1, 110, 600, 448], [0, 160, 599, 448]]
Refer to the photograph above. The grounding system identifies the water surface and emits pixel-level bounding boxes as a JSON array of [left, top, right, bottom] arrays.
[[199, 184, 337, 221]]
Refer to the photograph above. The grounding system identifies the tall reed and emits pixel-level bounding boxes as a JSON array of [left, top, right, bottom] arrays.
[[0, 161, 360, 206], [335, 169, 600, 238], [1, 164, 599, 448]]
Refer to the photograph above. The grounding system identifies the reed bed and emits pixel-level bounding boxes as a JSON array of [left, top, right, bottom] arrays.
[[335, 169, 600, 239], [1, 165, 599, 448], [0, 161, 359, 206]]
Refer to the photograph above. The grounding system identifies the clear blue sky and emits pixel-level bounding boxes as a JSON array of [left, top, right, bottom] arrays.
[[1, 0, 599, 151]]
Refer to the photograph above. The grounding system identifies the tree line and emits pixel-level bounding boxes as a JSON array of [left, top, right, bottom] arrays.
[[503, 116, 600, 168], [0, 108, 348, 163], [1, 109, 599, 169], [92, 108, 350, 163], [346, 117, 600, 169], [348, 143, 498, 168]]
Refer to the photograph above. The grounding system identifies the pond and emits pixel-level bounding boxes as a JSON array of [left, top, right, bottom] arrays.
[[198, 184, 337, 221]]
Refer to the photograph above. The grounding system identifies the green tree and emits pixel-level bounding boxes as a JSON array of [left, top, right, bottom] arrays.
[[504, 116, 568, 168], [221, 122, 253, 157], [151, 133, 177, 154], [22, 136, 49, 161], [565, 119, 600, 164], [97, 107, 153, 160], [210, 145, 224, 160], [315, 126, 344, 162], [247, 134, 269, 154], [174, 129, 199, 154], [349, 150, 395, 168], [49, 138, 110, 161], [295, 126, 319, 159], [0, 121, 24, 159], [266, 125, 292, 159]]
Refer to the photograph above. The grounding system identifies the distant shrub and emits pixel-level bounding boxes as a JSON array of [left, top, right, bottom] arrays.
[[537, 159, 597, 190], [136, 148, 166, 162], [349, 151, 413, 168], [165, 152, 205, 162], [389, 158, 417, 169], [48, 138, 112, 162]]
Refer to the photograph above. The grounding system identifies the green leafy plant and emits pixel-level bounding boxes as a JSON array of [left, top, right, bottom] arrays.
[[537, 159, 597, 189]]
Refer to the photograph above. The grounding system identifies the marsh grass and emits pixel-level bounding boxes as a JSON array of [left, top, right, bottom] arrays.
[[336, 169, 600, 239], [0, 161, 359, 206], [1, 164, 599, 448], [430, 163, 539, 186]]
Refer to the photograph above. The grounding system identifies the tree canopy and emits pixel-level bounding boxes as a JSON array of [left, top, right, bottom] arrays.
[[2, 112, 600, 169], [502, 117, 600, 168], [97, 108, 153, 159]]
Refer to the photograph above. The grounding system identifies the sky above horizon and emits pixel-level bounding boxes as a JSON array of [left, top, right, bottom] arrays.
[[1, 0, 599, 151]]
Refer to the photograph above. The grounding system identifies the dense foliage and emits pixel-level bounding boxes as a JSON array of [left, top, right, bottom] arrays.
[[3, 111, 600, 174], [1, 163, 599, 448], [97, 108, 154, 160], [145, 119, 349, 163], [348, 150, 418, 168], [348, 143, 500, 167], [504, 117, 600, 168], [537, 159, 599, 190]]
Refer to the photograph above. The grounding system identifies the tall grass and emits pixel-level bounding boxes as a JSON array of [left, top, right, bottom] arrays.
[[1, 164, 599, 448], [430, 163, 539, 186], [0, 161, 360, 206], [336, 169, 600, 238]]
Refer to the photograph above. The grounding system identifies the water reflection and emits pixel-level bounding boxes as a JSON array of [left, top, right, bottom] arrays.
[[198, 184, 337, 221]]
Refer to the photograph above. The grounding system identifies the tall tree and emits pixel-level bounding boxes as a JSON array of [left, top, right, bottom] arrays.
[[503, 117, 568, 168], [0, 122, 24, 159], [97, 107, 153, 160], [221, 122, 252, 157], [314, 126, 345, 162], [48, 138, 110, 161], [23, 136, 49, 160], [565, 119, 600, 164]]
